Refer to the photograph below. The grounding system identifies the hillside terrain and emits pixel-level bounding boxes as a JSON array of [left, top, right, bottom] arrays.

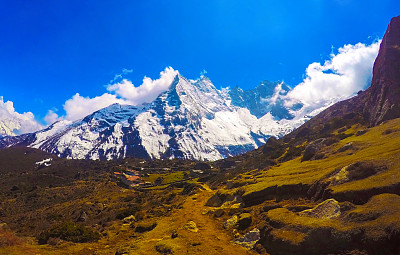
[[0, 15, 400, 255], [1, 116, 400, 254]]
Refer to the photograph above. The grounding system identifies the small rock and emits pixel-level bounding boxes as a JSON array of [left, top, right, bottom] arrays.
[[232, 229, 241, 238], [135, 222, 157, 233], [338, 142, 354, 153], [122, 215, 136, 223], [299, 199, 341, 219], [77, 211, 88, 222], [171, 231, 178, 239], [234, 228, 260, 249], [356, 130, 368, 136], [0, 223, 8, 230], [201, 209, 210, 215], [183, 221, 198, 232], [213, 208, 224, 218], [223, 215, 238, 229], [10, 185, 19, 191]]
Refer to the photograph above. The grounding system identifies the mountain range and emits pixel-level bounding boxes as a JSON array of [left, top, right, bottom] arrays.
[[0, 76, 311, 160]]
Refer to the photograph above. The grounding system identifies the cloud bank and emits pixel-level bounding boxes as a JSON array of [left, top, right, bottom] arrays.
[[285, 41, 380, 114], [107, 66, 178, 105], [51, 40, 379, 124], [0, 97, 43, 136], [57, 67, 178, 122]]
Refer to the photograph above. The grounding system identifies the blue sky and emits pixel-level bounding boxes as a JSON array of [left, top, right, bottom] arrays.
[[0, 0, 399, 125]]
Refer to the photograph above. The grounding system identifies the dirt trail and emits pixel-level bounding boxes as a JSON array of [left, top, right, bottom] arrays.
[[132, 186, 255, 255]]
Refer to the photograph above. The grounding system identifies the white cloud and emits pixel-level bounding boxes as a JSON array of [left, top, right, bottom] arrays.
[[44, 110, 62, 125], [285, 41, 380, 114], [59, 67, 179, 121], [0, 97, 43, 136], [263, 82, 286, 105], [63, 93, 126, 121], [107, 66, 178, 105]]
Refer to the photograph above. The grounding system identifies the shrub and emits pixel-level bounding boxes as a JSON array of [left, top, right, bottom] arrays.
[[37, 221, 100, 244], [0, 229, 22, 247]]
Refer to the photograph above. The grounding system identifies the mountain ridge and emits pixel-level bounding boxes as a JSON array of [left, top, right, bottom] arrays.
[[0, 75, 307, 160]]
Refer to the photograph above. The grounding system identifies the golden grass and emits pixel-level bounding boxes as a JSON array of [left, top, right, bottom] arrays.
[[241, 118, 400, 196]]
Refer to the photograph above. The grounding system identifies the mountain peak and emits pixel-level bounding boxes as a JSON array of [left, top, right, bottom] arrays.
[[365, 15, 400, 125]]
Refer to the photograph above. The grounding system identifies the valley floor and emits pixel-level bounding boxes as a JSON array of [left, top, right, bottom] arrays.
[[0, 185, 253, 255]]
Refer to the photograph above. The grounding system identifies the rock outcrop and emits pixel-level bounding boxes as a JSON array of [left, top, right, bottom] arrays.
[[234, 228, 260, 249], [364, 16, 400, 125], [281, 15, 400, 145], [299, 199, 341, 219]]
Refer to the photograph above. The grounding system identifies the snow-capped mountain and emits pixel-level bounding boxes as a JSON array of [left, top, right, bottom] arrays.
[[0, 98, 43, 137], [229, 81, 302, 120], [0, 74, 308, 160]]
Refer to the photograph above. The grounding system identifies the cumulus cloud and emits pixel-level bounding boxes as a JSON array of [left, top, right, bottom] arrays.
[[0, 97, 43, 136], [59, 67, 179, 121], [44, 110, 62, 125], [285, 41, 380, 113], [63, 93, 126, 121], [107, 66, 178, 105], [263, 82, 286, 105]]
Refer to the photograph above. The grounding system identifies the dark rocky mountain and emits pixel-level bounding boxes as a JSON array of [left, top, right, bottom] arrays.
[[364, 15, 400, 125], [283, 15, 400, 142]]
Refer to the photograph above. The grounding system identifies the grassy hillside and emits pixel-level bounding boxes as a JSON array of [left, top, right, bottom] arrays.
[[1, 118, 400, 254]]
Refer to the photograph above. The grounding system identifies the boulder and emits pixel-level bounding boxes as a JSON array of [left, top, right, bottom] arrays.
[[302, 138, 326, 161], [237, 213, 252, 230], [234, 228, 260, 249], [224, 215, 238, 229], [135, 222, 157, 233], [205, 193, 223, 207], [299, 199, 340, 219]]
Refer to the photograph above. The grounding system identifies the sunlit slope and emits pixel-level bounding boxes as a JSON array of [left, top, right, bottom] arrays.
[[225, 118, 400, 205]]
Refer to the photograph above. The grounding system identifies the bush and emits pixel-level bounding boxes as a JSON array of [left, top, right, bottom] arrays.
[[0, 228, 22, 247], [38, 221, 100, 244]]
